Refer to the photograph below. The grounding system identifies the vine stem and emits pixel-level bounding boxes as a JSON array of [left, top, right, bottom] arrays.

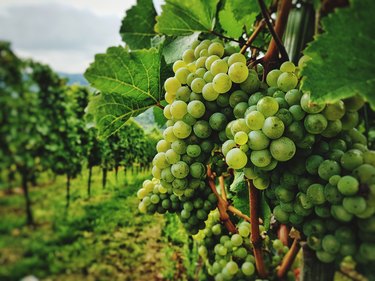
[[227, 205, 251, 223], [257, 0, 289, 61], [156, 102, 164, 110], [207, 167, 237, 233], [248, 180, 268, 278], [210, 30, 241, 43], [240, 19, 266, 54], [277, 238, 300, 279], [278, 224, 290, 246], [219, 175, 227, 202]]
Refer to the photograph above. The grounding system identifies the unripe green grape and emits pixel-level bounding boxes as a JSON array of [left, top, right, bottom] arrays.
[[187, 62, 196, 72], [307, 183, 326, 205], [234, 131, 248, 145], [213, 73, 232, 93], [209, 112, 227, 131], [340, 149, 363, 171], [230, 118, 251, 135], [152, 166, 161, 179], [322, 101, 345, 120], [225, 261, 239, 275], [262, 116, 285, 139], [190, 162, 206, 179], [285, 121, 304, 142], [164, 77, 181, 93], [344, 95, 365, 112], [248, 92, 264, 106], [231, 234, 243, 247], [343, 196, 367, 215], [173, 60, 187, 72], [273, 205, 289, 223], [266, 69, 282, 87], [170, 100, 187, 119], [156, 139, 171, 153], [250, 149, 272, 167], [257, 97, 279, 117], [248, 130, 270, 150], [203, 70, 214, 82], [202, 82, 219, 101], [280, 61, 296, 73], [186, 144, 201, 158], [322, 234, 340, 254], [245, 111, 265, 130], [205, 55, 220, 69], [331, 205, 353, 222], [228, 53, 246, 65], [173, 120, 192, 139], [341, 111, 359, 130], [210, 59, 228, 76], [182, 48, 195, 63], [208, 42, 224, 57], [233, 102, 248, 118], [191, 77, 206, 93], [165, 92, 175, 104], [300, 93, 325, 113], [289, 105, 306, 121], [193, 120, 212, 138], [195, 67, 206, 78], [321, 119, 342, 138], [304, 113, 328, 134], [275, 108, 293, 126], [165, 149, 181, 164], [228, 62, 249, 83], [229, 90, 248, 108], [226, 148, 248, 169], [171, 139, 187, 154], [187, 100, 205, 118], [285, 89, 302, 106], [163, 104, 172, 119], [175, 67, 190, 84], [318, 160, 341, 181], [253, 176, 270, 189], [277, 72, 298, 92], [270, 137, 296, 161], [153, 152, 169, 169], [353, 164, 375, 185], [240, 69, 260, 93], [175, 86, 191, 102], [195, 56, 207, 68]]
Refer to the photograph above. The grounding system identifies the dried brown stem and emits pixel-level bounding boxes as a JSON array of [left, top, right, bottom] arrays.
[[227, 205, 251, 223], [207, 167, 237, 234], [240, 20, 267, 54], [219, 175, 227, 203], [257, 0, 289, 61], [278, 224, 290, 246], [248, 180, 268, 278], [277, 238, 301, 279]]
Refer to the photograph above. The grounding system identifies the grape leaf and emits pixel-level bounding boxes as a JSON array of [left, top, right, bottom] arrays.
[[162, 33, 200, 64], [120, 0, 157, 49], [230, 172, 250, 216], [153, 101, 167, 127], [301, 0, 375, 108], [84, 47, 163, 138], [219, 0, 258, 38], [155, 0, 219, 35]]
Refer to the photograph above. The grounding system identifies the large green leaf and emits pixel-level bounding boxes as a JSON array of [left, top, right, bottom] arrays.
[[155, 0, 219, 35], [162, 33, 200, 64], [84, 47, 163, 138], [120, 0, 157, 49], [301, 0, 375, 108], [219, 0, 258, 38]]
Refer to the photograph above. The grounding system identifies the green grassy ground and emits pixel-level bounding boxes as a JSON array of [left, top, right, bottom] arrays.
[[0, 168, 195, 281]]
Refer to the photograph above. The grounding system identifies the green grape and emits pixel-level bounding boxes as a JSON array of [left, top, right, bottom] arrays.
[[245, 111, 265, 130], [173, 120, 192, 139], [213, 73, 232, 93], [304, 113, 328, 134], [340, 243, 357, 256], [152, 166, 161, 179], [186, 144, 201, 158], [202, 82, 219, 101], [171, 139, 187, 155], [277, 72, 298, 92], [322, 234, 340, 254], [238, 225, 250, 237], [353, 164, 375, 184], [203, 70, 214, 82], [285, 89, 302, 106], [273, 205, 290, 223], [250, 149, 272, 167], [306, 155, 324, 175], [300, 93, 325, 113], [344, 95, 365, 112], [275, 186, 294, 202], [164, 77, 181, 93], [173, 60, 187, 72], [175, 86, 191, 102], [248, 130, 270, 150], [187, 100, 205, 118], [234, 131, 248, 145], [257, 97, 279, 117], [321, 119, 342, 138], [186, 73, 198, 87], [341, 111, 359, 130], [248, 92, 264, 106], [270, 137, 296, 162], [165, 149, 181, 164], [233, 102, 249, 118], [298, 55, 312, 69], [230, 118, 251, 135], [241, 262, 255, 276], [315, 205, 331, 218], [280, 61, 296, 73], [262, 116, 285, 139], [171, 161, 189, 179], [175, 67, 191, 84], [231, 234, 243, 247], [193, 120, 212, 138], [297, 192, 313, 209], [165, 92, 175, 104], [195, 67, 206, 78], [343, 196, 367, 215], [170, 100, 188, 119], [324, 183, 344, 204], [210, 59, 228, 76], [253, 176, 270, 190], [275, 108, 293, 126], [340, 149, 363, 171], [182, 49, 195, 63], [229, 90, 248, 108], [153, 152, 169, 169], [228, 62, 249, 83], [307, 183, 326, 205], [322, 101, 345, 120], [316, 250, 336, 263], [289, 105, 306, 121], [196, 57, 207, 68], [329, 175, 341, 186], [156, 139, 171, 153], [331, 205, 353, 222], [266, 69, 282, 87], [318, 160, 341, 181], [285, 121, 304, 142], [208, 42, 225, 57], [226, 148, 248, 169], [228, 53, 246, 65], [209, 112, 227, 131], [191, 77, 206, 93], [289, 213, 304, 225], [240, 69, 260, 93], [205, 55, 220, 70]]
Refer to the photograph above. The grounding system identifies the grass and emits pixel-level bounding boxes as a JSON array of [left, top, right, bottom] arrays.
[[0, 167, 193, 281]]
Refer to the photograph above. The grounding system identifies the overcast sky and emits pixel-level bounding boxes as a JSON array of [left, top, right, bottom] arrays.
[[0, 0, 162, 73]]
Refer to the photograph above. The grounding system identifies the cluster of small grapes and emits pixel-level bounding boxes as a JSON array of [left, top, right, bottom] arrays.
[[265, 126, 375, 263]]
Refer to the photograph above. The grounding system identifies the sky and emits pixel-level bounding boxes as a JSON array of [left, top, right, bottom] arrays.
[[0, 0, 162, 73]]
